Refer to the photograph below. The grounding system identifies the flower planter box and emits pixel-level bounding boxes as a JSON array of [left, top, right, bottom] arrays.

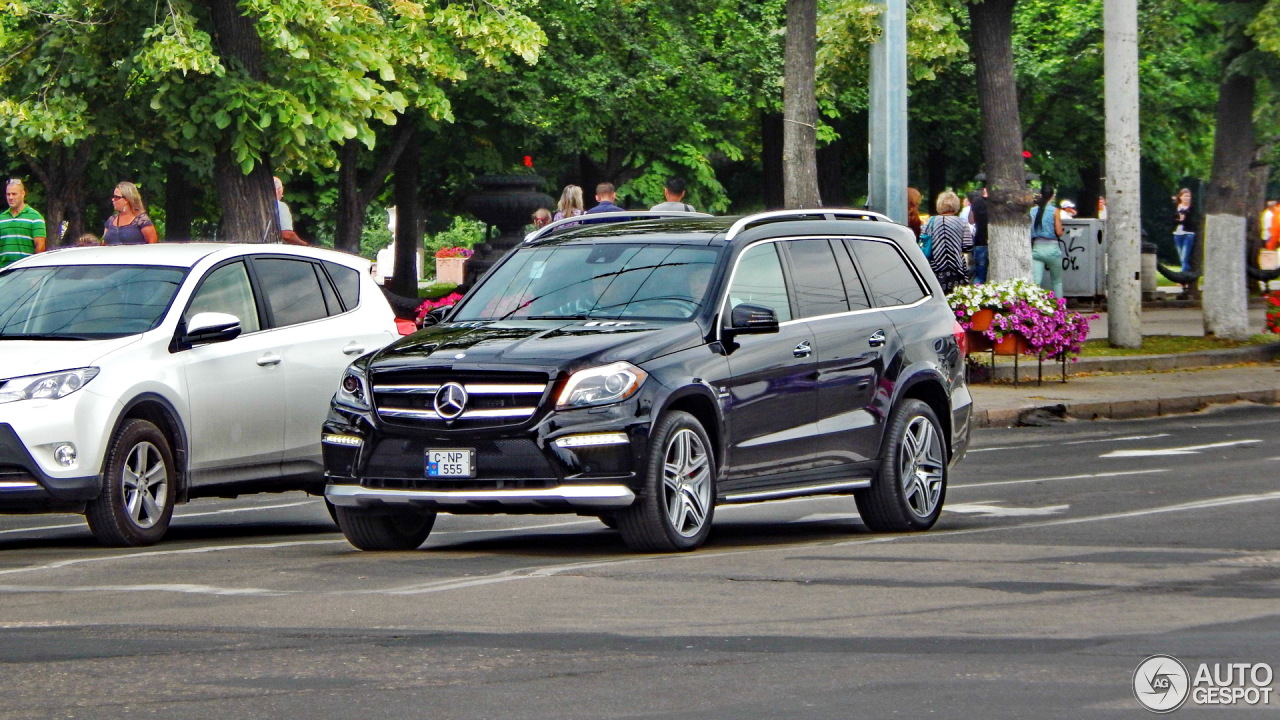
[[968, 308, 995, 332], [435, 256, 467, 285], [992, 333, 1030, 356]]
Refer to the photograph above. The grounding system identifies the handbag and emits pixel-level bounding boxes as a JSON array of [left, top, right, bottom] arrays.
[[919, 232, 933, 257]]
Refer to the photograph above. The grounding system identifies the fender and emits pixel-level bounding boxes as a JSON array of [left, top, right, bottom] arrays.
[[107, 392, 192, 503]]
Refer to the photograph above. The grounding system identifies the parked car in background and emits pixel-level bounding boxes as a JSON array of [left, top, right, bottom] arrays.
[[323, 210, 972, 553], [0, 243, 403, 545]]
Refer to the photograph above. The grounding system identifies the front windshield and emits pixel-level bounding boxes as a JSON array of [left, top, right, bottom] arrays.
[[453, 243, 719, 322], [0, 264, 186, 340]]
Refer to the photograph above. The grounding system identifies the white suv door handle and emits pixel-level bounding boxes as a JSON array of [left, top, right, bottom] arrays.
[[343, 342, 366, 356], [868, 330, 887, 347], [256, 353, 282, 367], [793, 341, 812, 358]]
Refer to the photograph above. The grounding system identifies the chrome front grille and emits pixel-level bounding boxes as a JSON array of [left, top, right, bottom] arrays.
[[372, 370, 551, 429]]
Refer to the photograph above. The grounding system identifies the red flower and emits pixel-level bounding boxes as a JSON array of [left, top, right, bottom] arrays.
[[522, 155, 534, 168]]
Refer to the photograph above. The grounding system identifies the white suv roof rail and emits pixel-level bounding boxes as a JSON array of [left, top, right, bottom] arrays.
[[524, 210, 713, 244], [725, 208, 892, 241]]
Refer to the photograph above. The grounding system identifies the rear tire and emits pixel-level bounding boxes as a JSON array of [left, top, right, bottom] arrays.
[[335, 506, 436, 550], [85, 419, 176, 547], [855, 399, 947, 532], [617, 411, 716, 552]]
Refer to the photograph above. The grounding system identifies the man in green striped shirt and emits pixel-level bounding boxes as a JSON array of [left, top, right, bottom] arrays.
[[1, 179, 47, 268]]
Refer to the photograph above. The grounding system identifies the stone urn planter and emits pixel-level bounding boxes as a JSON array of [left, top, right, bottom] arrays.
[[434, 256, 467, 285], [462, 174, 554, 288]]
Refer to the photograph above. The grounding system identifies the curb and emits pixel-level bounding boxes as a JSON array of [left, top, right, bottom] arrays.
[[971, 389, 1280, 429], [985, 342, 1280, 382]]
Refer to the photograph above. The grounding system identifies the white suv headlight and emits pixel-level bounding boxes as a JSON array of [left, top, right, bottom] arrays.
[[556, 362, 647, 410], [0, 368, 100, 405], [336, 366, 371, 409]]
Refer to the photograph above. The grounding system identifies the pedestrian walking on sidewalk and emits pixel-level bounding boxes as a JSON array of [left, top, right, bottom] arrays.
[[922, 190, 971, 293], [0, 179, 45, 268], [1029, 185, 1064, 299], [103, 182, 158, 245], [1172, 188, 1197, 273]]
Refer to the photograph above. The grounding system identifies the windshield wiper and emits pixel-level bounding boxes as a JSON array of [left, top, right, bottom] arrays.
[[527, 314, 592, 320], [0, 333, 93, 341]]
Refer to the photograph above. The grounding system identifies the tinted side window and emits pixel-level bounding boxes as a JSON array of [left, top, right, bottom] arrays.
[[786, 239, 849, 319], [185, 261, 261, 333], [323, 261, 361, 311], [832, 240, 872, 310], [726, 242, 792, 322], [254, 258, 328, 327], [844, 239, 927, 307]]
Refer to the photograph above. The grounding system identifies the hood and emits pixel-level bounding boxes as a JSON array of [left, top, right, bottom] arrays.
[[370, 319, 706, 374], [0, 336, 141, 380]]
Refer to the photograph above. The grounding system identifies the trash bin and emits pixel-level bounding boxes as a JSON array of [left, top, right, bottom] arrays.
[[1059, 218, 1106, 298]]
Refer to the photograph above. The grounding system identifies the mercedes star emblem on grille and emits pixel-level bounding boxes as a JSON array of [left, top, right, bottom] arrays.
[[433, 382, 468, 419]]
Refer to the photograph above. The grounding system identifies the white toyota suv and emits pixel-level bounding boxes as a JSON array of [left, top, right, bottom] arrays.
[[0, 243, 402, 545]]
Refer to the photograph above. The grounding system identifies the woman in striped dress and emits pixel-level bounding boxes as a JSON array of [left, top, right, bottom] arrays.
[[922, 190, 971, 293]]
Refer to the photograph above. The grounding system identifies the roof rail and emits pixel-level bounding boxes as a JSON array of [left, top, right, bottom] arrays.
[[524, 210, 714, 244], [724, 208, 892, 241]]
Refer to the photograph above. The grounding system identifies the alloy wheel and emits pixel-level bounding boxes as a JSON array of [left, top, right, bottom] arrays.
[[898, 415, 944, 519], [122, 441, 168, 529], [661, 428, 712, 537]]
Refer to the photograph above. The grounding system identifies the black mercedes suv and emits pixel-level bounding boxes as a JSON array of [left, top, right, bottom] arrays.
[[322, 209, 972, 552]]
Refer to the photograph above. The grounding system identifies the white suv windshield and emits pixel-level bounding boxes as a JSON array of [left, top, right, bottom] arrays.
[[0, 264, 186, 340], [454, 243, 719, 322]]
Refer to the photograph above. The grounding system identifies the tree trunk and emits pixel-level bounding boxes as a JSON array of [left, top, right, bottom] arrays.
[[333, 120, 418, 253], [165, 162, 195, 242], [24, 143, 91, 247], [391, 125, 421, 298], [1202, 61, 1255, 339], [968, 0, 1031, 282], [206, 0, 277, 242], [334, 142, 363, 253], [782, 0, 821, 209]]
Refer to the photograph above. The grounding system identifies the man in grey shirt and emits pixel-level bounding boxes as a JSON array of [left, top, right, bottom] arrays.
[[650, 177, 696, 212], [274, 176, 307, 245]]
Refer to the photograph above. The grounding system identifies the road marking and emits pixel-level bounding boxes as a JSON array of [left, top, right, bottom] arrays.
[[945, 502, 1069, 517], [2, 486, 1280, 594], [1100, 439, 1262, 458], [0, 500, 319, 537], [950, 468, 1167, 490], [968, 434, 1170, 453]]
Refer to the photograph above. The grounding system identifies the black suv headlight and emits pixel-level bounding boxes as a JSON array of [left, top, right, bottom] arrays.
[[0, 367, 100, 404], [556, 361, 647, 410], [335, 366, 371, 410]]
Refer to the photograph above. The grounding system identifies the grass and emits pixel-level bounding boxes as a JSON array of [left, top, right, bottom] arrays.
[[1082, 334, 1276, 356]]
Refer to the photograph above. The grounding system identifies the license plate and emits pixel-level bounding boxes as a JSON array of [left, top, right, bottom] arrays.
[[426, 449, 476, 478]]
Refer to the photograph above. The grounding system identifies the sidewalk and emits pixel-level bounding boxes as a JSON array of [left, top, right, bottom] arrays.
[[968, 300, 1280, 428]]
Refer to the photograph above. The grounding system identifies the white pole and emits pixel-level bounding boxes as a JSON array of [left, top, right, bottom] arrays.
[[868, 0, 907, 223], [1104, 0, 1142, 348]]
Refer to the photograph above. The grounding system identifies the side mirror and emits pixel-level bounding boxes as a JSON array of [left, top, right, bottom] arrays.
[[727, 303, 779, 335], [419, 305, 453, 328], [179, 312, 242, 349]]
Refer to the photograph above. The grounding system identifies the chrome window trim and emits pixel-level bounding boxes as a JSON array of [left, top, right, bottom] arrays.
[[715, 235, 934, 344]]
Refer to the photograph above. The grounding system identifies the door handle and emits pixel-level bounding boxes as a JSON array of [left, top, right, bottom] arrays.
[[868, 330, 887, 347], [342, 342, 366, 356], [256, 353, 282, 367], [793, 341, 812, 358]]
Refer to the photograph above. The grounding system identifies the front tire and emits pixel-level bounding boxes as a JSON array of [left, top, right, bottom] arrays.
[[85, 419, 176, 546], [335, 506, 436, 550], [617, 411, 716, 552], [855, 399, 947, 532]]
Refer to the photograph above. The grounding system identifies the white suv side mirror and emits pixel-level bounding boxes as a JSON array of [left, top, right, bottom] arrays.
[[179, 312, 242, 349]]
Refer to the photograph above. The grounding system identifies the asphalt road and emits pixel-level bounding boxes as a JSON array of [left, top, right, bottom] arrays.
[[1, 404, 1278, 719]]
